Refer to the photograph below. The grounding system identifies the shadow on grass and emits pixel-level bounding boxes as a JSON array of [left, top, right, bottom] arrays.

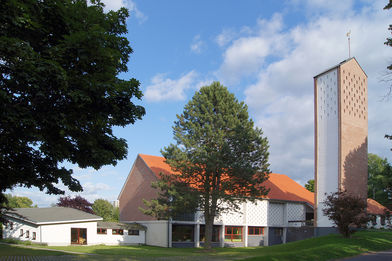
[[0, 244, 69, 256]]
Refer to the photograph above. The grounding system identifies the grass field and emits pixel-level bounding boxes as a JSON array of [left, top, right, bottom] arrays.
[[1, 231, 392, 260]]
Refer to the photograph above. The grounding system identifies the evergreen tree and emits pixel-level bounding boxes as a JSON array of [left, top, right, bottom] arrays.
[[144, 82, 270, 249]]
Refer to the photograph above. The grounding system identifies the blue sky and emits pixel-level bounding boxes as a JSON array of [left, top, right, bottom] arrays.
[[8, 0, 392, 207]]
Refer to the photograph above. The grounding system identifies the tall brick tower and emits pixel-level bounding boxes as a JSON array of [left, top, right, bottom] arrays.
[[314, 57, 368, 227]]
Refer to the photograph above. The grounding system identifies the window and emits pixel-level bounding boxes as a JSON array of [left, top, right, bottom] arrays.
[[20, 229, 23, 237], [381, 216, 386, 226], [172, 225, 194, 242], [248, 227, 263, 235], [26, 230, 29, 238], [200, 225, 220, 242], [128, 230, 139, 236], [97, 228, 107, 234], [225, 226, 242, 242], [112, 229, 123, 235], [32, 232, 36, 240], [9, 222, 13, 230]]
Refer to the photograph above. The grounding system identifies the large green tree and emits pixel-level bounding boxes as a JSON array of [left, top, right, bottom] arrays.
[[144, 82, 270, 248], [0, 0, 145, 207], [4, 194, 36, 208], [92, 199, 119, 221], [368, 153, 392, 209]]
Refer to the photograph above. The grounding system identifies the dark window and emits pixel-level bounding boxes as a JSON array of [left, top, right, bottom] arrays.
[[274, 228, 283, 236], [248, 226, 263, 235], [10, 222, 13, 230], [26, 230, 29, 238], [32, 232, 36, 240], [128, 230, 139, 236], [200, 225, 220, 242], [112, 229, 123, 235], [381, 216, 386, 226], [172, 225, 194, 242], [371, 215, 377, 225], [225, 226, 242, 242], [97, 228, 107, 234], [20, 229, 23, 237]]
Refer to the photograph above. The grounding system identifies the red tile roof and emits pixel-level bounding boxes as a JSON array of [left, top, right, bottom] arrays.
[[139, 154, 391, 214], [367, 198, 390, 215], [139, 154, 314, 205]]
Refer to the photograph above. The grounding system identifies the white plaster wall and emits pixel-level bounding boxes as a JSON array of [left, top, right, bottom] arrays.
[[3, 218, 40, 243], [96, 229, 145, 245], [316, 69, 339, 227], [221, 202, 245, 225], [142, 221, 169, 247], [268, 203, 284, 226], [246, 200, 268, 226], [40, 221, 97, 246]]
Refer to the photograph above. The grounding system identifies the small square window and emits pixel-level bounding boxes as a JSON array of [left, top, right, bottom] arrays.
[[112, 229, 123, 235], [128, 230, 139, 236], [97, 228, 107, 234]]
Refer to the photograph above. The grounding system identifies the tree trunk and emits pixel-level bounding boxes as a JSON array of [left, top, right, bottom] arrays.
[[204, 210, 213, 249], [204, 197, 217, 249]]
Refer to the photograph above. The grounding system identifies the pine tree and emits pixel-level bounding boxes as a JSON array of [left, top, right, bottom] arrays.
[[144, 82, 270, 249]]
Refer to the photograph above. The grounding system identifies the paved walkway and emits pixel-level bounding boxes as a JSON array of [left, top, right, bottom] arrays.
[[337, 249, 392, 261]]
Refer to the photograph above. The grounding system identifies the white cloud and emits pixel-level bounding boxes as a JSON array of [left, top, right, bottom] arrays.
[[190, 35, 205, 54], [215, 29, 237, 47], [217, 0, 392, 184], [216, 14, 287, 84], [144, 71, 198, 102], [100, 0, 147, 23]]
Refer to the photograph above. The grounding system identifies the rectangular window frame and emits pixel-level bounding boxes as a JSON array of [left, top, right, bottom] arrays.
[[112, 229, 124, 235], [128, 230, 139, 236], [248, 226, 264, 235], [97, 228, 107, 234], [26, 230, 29, 238], [32, 232, 36, 240], [20, 229, 23, 237], [224, 226, 243, 242]]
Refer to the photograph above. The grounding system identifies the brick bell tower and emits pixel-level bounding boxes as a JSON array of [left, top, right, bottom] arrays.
[[314, 57, 368, 227]]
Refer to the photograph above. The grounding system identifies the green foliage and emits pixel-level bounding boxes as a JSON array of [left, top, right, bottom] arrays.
[[4, 194, 36, 208], [323, 191, 369, 238], [144, 82, 270, 248], [367, 153, 392, 209], [92, 199, 119, 221], [0, 0, 145, 206], [304, 179, 314, 192]]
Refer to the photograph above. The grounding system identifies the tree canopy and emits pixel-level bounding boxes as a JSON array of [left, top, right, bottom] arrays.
[[0, 0, 145, 206], [305, 179, 315, 192], [4, 194, 36, 208], [143, 82, 270, 248], [323, 191, 369, 238], [56, 195, 94, 214], [92, 199, 119, 221], [368, 153, 392, 209]]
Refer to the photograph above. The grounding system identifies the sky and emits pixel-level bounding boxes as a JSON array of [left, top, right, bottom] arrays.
[[8, 0, 392, 207]]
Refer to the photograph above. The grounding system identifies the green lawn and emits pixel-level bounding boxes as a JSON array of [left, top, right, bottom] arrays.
[[1, 231, 392, 260], [0, 243, 70, 256]]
